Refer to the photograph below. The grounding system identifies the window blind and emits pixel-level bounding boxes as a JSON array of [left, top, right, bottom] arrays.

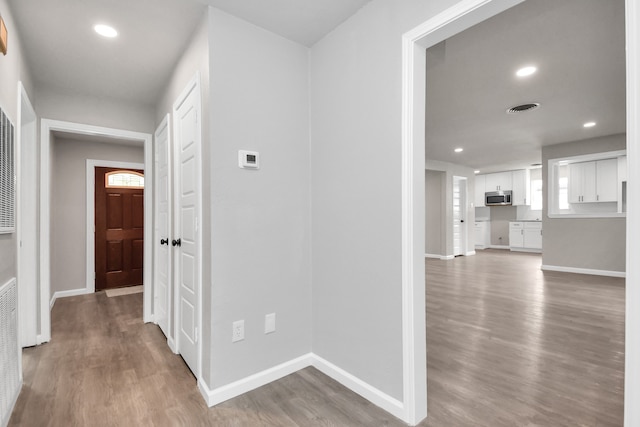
[[0, 108, 15, 233]]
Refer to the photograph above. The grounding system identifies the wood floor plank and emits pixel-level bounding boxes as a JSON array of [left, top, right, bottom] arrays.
[[9, 250, 624, 426]]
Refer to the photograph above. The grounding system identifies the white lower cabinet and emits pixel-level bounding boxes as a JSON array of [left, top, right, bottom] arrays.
[[474, 221, 490, 249], [509, 222, 542, 252]]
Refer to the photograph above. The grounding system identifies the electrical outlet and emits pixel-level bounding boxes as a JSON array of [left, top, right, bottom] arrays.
[[265, 313, 276, 334], [232, 320, 244, 343]]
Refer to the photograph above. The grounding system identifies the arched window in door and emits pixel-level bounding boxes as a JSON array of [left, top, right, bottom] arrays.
[[105, 170, 144, 188]]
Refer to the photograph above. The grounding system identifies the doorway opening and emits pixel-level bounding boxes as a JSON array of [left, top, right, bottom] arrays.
[[39, 120, 153, 344], [402, 0, 637, 424]]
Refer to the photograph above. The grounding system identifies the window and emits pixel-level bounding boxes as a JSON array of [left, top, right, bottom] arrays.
[[558, 174, 569, 210], [105, 171, 144, 188], [530, 178, 543, 211], [0, 108, 15, 234]]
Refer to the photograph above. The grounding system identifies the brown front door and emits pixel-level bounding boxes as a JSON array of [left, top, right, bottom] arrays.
[[95, 167, 144, 291]]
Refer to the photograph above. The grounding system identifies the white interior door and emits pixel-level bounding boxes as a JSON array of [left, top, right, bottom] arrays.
[[154, 116, 171, 340], [453, 176, 467, 256], [17, 84, 38, 348], [173, 77, 201, 376]]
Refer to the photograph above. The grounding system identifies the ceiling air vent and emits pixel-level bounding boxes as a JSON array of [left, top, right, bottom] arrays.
[[507, 103, 540, 114]]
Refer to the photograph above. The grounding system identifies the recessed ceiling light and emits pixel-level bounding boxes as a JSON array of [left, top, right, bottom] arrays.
[[516, 66, 537, 77], [454, 148, 463, 153], [94, 24, 118, 38], [474, 170, 480, 174], [583, 121, 596, 128]]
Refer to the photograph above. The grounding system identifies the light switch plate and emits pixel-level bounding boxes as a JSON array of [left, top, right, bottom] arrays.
[[265, 313, 276, 334]]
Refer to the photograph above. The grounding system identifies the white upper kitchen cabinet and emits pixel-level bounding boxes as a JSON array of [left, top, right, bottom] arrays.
[[511, 169, 530, 206], [569, 159, 617, 203], [485, 172, 512, 192], [474, 175, 486, 207], [596, 158, 618, 202]]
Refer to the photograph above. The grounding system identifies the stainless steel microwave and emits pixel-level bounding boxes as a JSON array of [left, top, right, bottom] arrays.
[[485, 190, 512, 206]]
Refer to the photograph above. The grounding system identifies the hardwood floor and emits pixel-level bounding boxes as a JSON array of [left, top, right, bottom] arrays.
[[424, 250, 624, 426], [9, 250, 624, 426]]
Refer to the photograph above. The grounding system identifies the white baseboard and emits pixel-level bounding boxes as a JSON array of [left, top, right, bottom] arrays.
[[465, 251, 476, 256], [167, 337, 178, 354], [199, 353, 313, 407], [510, 247, 542, 254], [541, 265, 626, 278], [425, 253, 455, 260], [311, 354, 405, 421], [50, 288, 91, 309], [2, 379, 22, 427], [197, 352, 406, 423], [488, 245, 510, 250]]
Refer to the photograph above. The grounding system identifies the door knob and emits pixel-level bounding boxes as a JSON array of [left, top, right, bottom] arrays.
[[160, 238, 169, 245], [172, 238, 181, 247]]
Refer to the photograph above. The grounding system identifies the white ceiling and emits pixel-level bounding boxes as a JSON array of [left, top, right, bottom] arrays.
[[8, 0, 371, 109], [197, 0, 372, 46], [9, 0, 207, 106], [425, 0, 626, 174]]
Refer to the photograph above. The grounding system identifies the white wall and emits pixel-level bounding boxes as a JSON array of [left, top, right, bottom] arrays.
[[0, 0, 35, 288], [50, 138, 144, 295], [208, 8, 311, 389], [310, 0, 462, 402], [36, 87, 155, 134]]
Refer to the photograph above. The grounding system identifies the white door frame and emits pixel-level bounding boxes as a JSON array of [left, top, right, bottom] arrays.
[[39, 119, 153, 343], [86, 159, 145, 294], [172, 73, 203, 380], [401, 0, 525, 423], [16, 82, 37, 350], [402, 0, 639, 425]]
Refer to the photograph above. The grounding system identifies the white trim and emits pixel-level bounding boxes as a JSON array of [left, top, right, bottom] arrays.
[[424, 253, 455, 260], [626, 0, 640, 425], [50, 288, 91, 309], [2, 378, 22, 427], [199, 354, 313, 406], [510, 248, 542, 254], [312, 354, 405, 420], [541, 265, 626, 278], [198, 353, 404, 420], [402, 0, 525, 424], [16, 81, 37, 352], [86, 159, 145, 295], [488, 244, 510, 250], [547, 213, 626, 219], [465, 251, 476, 256], [167, 337, 178, 354], [40, 119, 154, 343]]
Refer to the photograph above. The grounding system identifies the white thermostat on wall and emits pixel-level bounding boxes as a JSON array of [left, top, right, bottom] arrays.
[[238, 150, 260, 169]]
